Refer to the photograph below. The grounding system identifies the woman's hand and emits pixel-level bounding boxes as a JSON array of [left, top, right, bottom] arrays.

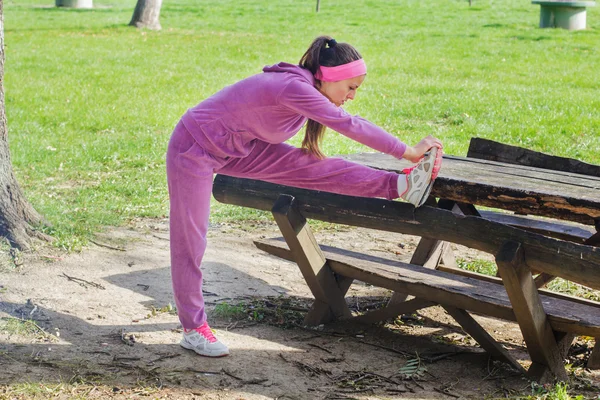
[[402, 135, 443, 163]]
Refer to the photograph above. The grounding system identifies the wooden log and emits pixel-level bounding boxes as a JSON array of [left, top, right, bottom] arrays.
[[255, 239, 600, 337], [468, 137, 600, 177], [495, 241, 567, 382], [214, 175, 600, 290]]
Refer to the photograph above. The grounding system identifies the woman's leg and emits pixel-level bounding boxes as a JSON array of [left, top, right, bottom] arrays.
[[166, 125, 222, 330], [217, 141, 400, 200]]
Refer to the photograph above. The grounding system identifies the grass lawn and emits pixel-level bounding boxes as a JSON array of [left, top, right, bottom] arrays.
[[3, 0, 599, 250]]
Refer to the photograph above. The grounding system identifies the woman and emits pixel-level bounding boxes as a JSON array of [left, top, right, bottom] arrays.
[[167, 36, 442, 357]]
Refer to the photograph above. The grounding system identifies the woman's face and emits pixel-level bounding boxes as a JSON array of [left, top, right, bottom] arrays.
[[318, 75, 365, 107]]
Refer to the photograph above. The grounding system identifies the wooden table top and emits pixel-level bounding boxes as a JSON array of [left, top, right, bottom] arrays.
[[342, 153, 600, 226]]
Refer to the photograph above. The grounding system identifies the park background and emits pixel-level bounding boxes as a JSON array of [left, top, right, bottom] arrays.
[[0, 1, 599, 398], [4, 0, 599, 250]]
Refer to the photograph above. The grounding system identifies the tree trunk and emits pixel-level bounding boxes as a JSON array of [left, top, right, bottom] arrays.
[[129, 0, 162, 31], [0, 0, 48, 250]]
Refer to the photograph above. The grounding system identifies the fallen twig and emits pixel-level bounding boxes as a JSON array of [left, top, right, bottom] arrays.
[[137, 283, 150, 291], [222, 368, 268, 385], [433, 387, 460, 398], [152, 234, 169, 241], [356, 339, 412, 357], [61, 273, 105, 290], [307, 343, 333, 354], [89, 239, 125, 251], [182, 367, 221, 375], [148, 353, 181, 364]]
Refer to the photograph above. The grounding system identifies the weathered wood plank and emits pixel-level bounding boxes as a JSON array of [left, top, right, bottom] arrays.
[[479, 210, 595, 243], [254, 239, 600, 337], [468, 137, 600, 177], [341, 153, 600, 226], [495, 241, 567, 382], [434, 263, 600, 309], [214, 175, 600, 290]]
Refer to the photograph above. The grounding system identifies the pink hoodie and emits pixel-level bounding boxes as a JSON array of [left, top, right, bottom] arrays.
[[180, 62, 407, 160]]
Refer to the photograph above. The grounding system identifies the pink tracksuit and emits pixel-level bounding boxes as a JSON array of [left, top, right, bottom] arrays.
[[167, 62, 406, 329]]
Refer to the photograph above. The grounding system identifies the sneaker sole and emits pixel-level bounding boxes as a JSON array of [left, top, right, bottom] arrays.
[[404, 148, 438, 207], [180, 339, 230, 358], [416, 179, 435, 207]]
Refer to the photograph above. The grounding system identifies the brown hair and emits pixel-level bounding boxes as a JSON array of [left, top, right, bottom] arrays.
[[299, 36, 362, 159]]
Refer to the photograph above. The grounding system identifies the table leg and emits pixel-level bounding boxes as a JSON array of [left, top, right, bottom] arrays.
[[496, 240, 568, 382], [588, 340, 600, 369], [271, 194, 352, 325], [388, 199, 526, 371]]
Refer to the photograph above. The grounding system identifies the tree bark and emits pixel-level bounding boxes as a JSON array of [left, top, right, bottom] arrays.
[[129, 0, 162, 31], [0, 0, 48, 250]]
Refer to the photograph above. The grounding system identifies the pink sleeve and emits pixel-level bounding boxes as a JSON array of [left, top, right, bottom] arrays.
[[277, 80, 407, 159]]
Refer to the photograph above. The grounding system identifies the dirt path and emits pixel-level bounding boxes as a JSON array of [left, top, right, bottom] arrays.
[[1, 220, 598, 399]]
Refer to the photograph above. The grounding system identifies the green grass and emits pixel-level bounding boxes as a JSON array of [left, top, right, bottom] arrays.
[[457, 258, 600, 300], [523, 382, 585, 400], [4, 0, 600, 249], [0, 317, 57, 341]]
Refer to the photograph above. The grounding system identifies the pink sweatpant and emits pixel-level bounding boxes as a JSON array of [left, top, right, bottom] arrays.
[[166, 121, 400, 329]]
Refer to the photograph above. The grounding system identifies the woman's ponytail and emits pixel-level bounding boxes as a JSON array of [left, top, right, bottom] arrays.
[[299, 36, 362, 159]]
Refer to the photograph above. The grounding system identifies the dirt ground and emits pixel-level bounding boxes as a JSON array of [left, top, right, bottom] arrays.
[[1, 219, 599, 399]]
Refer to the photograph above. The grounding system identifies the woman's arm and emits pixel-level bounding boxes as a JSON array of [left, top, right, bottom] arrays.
[[278, 80, 408, 159]]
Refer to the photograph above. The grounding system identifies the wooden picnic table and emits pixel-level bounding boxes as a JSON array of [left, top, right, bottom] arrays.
[[213, 151, 600, 383], [343, 152, 600, 228]]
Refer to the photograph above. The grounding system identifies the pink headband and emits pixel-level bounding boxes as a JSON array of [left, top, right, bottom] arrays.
[[315, 59, 367, 82]]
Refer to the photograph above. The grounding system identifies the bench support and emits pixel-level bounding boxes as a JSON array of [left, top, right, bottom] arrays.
[[588, 340, 600, 369], [496, 241, 569, 382], [444, 306, 527, 374], [272, 194, 352, 325]]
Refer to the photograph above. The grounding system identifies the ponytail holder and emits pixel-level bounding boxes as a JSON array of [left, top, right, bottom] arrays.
[[327, 38, 337, 48]]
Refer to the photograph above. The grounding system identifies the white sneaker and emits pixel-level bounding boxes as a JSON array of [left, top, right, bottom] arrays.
[[180, 321, 230, 357], [400, 147, 442, 207]]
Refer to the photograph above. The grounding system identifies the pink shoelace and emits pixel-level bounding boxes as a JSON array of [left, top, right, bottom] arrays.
[[186, 321, 217, 343]]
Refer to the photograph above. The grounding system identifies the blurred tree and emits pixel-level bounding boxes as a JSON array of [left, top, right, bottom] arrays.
[[129, 0, 162, 30], [0, 0, 49, 250]]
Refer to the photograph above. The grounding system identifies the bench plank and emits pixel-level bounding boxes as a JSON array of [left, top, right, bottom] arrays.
[[479, 210, 595, 243], [213, 175, 600, 290], [255, 239, 600, 337], [468, 137, 600, 177]]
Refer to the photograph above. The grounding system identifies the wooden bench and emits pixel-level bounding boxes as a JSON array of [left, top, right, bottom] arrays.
[[531, 0, 596, 30], [213, 175, 600, 382]]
